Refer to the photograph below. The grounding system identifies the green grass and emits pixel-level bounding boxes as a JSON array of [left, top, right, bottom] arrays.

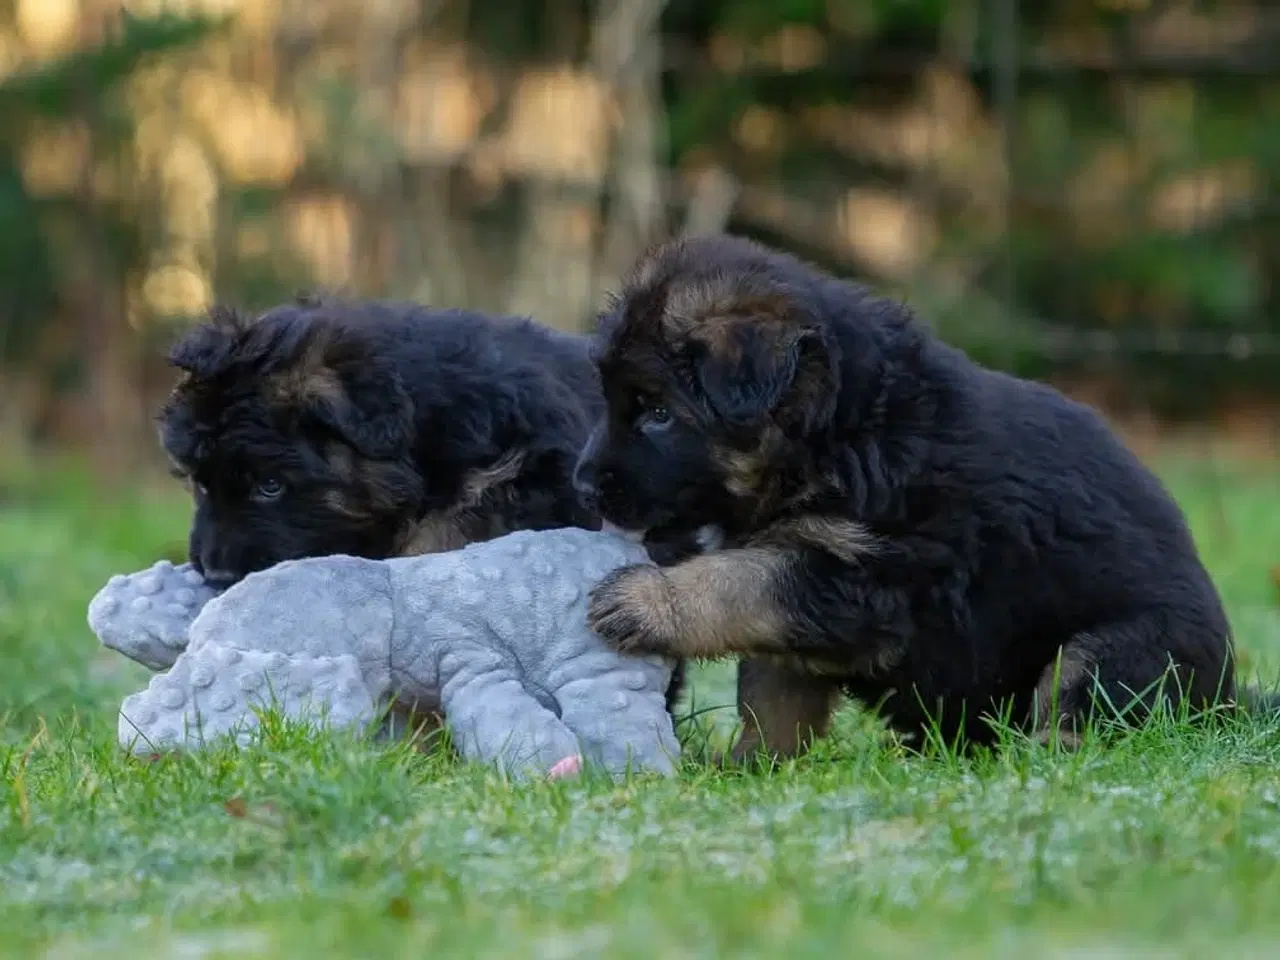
[[2, 453, 1280, 958]]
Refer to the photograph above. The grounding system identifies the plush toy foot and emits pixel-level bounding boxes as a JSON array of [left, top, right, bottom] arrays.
[[546, 754, 584, 780], [89, 560, 220, 671]]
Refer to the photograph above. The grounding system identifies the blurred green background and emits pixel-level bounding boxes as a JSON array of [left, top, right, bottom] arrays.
[[0, 0, 1277, 471]]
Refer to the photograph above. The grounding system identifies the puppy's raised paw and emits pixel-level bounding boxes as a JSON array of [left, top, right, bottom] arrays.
[[587, 564, 681, 656]]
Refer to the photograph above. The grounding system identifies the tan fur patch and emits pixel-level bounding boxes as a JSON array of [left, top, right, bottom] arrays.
[[396, 516, 473, 556], [457, 449, 525, 508], [690, 313, 746, 361], [393, 449, 527, 557], [753, 515, 879, 566], [716, 446, 769, 501], [271, 366, 344, 409], [266, 324, 343, 409], [732, 656, 841, 760], [662, 278, 795, 335], [652, 547, 794, 660], [712, 424, 792, 504], [322, 489, 368, 521], [321, 452, 418, 523]]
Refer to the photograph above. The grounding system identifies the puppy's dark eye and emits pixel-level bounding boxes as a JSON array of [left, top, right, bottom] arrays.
[[252, 478, 285, 502], [635, 402, 672, 432]]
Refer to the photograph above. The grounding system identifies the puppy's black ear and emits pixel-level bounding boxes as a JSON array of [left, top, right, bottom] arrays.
[[695, 320, 838, 435], [166, 306, 248, 378], [274, 325, 414, 460]]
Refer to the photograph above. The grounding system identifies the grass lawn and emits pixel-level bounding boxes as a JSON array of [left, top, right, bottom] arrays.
[[2, 451, 1279, 958]]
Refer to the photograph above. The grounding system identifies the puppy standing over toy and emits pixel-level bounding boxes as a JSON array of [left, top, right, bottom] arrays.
[[574, 233, 1275, 760], [88, 527, 681, 781]]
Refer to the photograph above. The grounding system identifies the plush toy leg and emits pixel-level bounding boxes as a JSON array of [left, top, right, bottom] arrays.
[[552, 664, 681, 778], [440, 663, 586, 781], [117, 644, 376, 754], [89, 561, 219, 671]]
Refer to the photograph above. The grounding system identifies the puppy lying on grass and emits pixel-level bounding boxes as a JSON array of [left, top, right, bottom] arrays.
[[156, 294, 702, 720]]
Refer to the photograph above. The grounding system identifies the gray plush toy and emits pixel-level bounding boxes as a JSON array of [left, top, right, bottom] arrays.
[[87, 528, 680, 781]]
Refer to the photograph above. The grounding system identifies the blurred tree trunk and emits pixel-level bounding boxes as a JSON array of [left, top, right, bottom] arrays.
[[74, 0, 141, 481]]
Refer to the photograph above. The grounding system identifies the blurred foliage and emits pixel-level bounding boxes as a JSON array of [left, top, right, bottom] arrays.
[[0, 10, 220, 364], [655, 0, 1280, 416], [0, 0, 1277, 452]]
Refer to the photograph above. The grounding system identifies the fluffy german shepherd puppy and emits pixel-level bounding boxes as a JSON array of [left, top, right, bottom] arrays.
[[158, 294, 701, 716], [158, 295, 606, 583], [573, 234, 1259, 759]]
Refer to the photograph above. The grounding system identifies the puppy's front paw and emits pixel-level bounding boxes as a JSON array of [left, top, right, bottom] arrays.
[[587, 564, 681, 656]]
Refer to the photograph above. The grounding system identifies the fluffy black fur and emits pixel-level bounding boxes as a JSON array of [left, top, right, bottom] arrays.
[[576, 234, 1270, 754], [158, 295, 696, 712], [159, 296, 602, 581]]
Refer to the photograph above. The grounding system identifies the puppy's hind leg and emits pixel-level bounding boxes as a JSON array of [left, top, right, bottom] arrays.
[[1028, 614, 1233, 748]]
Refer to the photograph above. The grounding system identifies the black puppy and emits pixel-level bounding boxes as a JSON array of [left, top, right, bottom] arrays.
[[158, 294, 699, 713], [159, 296, 603, 584], [574, 233, 1263, 758]]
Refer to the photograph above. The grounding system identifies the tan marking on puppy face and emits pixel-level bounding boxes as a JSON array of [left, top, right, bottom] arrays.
[[322, 489, 368, 521], [320, 452, 422, 524], [392, 449, 528, 557], [716, 448, 762, 501], [263, 319, 345, 410], [714, 436, 786, 502], [270, 364, 344, 411], [661, 276, 746, 332], [668, 288, 799, 341], [710, 423, 821, 512]]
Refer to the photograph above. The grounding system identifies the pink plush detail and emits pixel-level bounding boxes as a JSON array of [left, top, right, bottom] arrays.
[[546, 754, 584, 780]]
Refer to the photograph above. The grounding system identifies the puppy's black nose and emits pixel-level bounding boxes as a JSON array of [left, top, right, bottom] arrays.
[[191, 551, 241, 589]]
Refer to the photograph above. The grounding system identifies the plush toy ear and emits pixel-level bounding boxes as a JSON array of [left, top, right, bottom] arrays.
[[274, 325, 415, 460], [695, 320, 837, 435]]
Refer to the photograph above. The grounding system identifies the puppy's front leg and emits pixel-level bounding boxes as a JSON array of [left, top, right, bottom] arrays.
[[732, 656, 842, 762], [586, 547, 796, 659]]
